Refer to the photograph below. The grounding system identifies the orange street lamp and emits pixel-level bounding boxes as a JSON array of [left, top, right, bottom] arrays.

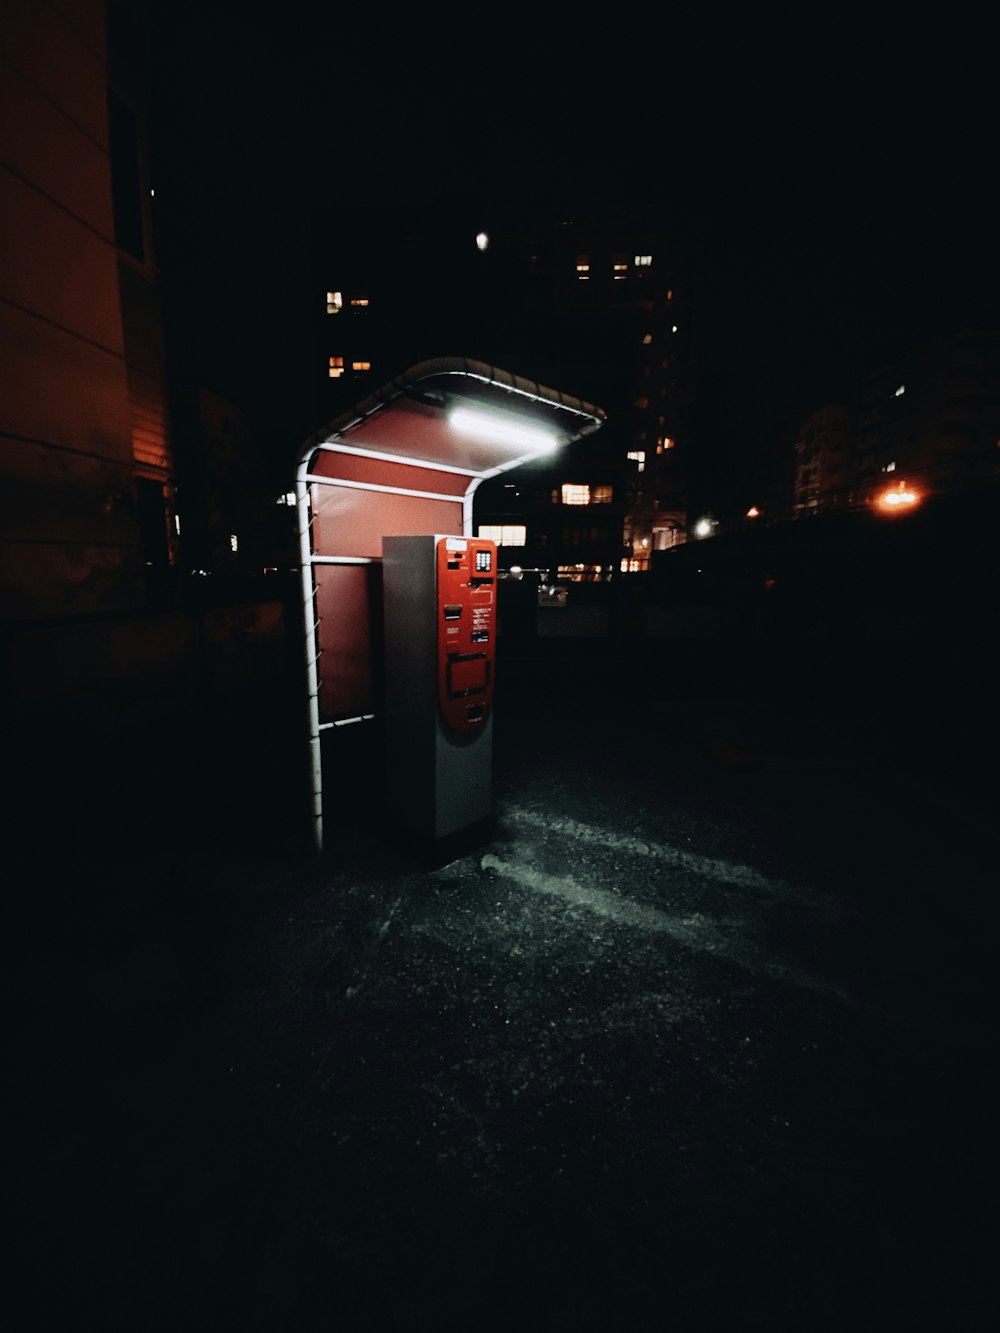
[[874, 481, 921, 514]]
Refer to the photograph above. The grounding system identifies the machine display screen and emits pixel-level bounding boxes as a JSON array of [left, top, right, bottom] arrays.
[[475, 549, 492, 573]]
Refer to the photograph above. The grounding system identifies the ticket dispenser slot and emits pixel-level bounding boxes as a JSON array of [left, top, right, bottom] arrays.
[[438, 536, 496, 736]]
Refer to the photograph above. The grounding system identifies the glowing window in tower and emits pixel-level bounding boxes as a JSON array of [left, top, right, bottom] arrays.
[[477, 524, 526, 547]]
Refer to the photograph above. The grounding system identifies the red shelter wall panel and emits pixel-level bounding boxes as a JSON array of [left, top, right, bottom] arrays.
[[310, 484, 463, 559], [310, 451, 470, 497], [315, 563, 378, 721]]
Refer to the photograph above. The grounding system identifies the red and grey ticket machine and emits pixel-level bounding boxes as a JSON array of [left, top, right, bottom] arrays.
[[382, 534, 497, 848]]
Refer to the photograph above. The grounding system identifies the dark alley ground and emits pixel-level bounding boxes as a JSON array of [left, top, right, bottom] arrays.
[[9, 621, 997, 1331]]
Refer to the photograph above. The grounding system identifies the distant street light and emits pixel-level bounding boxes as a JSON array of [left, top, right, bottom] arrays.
[[874, 482, 920, 514], [694, 516, 715, 538]]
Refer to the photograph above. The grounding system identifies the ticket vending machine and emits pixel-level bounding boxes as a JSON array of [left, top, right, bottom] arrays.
[[382, 534, 498, 854]]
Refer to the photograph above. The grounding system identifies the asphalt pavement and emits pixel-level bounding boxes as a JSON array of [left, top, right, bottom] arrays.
[[10, 631, 997, 1331]]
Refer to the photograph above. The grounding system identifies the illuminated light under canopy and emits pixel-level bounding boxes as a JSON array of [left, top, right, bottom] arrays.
[[448, 407, 559, 453]]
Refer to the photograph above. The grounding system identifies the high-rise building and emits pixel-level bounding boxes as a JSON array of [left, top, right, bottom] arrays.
[[793, 405, 856, 517], [309, 207, 694, 579]]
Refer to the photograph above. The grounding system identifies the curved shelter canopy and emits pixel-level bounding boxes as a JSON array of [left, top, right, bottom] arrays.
[[294, 357, 606, 852]]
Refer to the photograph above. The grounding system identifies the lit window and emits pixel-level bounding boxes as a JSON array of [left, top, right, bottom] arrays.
[[476, 231, 489, 251], [477, 524, 526, 546], [642, 333, 652, 345], [671, 324, 678, 333], [613, 258, 628, 280], [351, 360, 371, 372], [276, 491, 297, 506], [174, 513, 181, 535], [229, 533, 238, 553], [657, 437, 675, 452], [326, 291, 343, 314], [894, 384, 906, 397], [576, 255, 590, 280], [561, 484, 590, 505], [634, 255, 652, 266], [627, 450, 646, 472], [350, 297, 369, 308], [591, 485, 613, 504], [884, 461, 896, 472], [328, 356, 344, 378]]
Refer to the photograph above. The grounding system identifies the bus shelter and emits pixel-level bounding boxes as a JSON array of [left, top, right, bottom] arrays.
[[294, 357, 606, 852]]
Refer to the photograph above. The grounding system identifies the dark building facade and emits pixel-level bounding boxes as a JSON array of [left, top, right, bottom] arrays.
[[1, 0, 176, 623], [792, 331, 1000, 519]]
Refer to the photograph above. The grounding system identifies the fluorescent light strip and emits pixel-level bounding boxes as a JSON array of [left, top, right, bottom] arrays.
[[448, 407, 559, 452]]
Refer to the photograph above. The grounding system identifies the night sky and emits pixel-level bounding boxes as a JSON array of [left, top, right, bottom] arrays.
[[133, 1, 998, 511]]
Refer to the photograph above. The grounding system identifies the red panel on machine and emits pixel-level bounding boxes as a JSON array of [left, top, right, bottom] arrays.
[[437, 536, 496, 736]]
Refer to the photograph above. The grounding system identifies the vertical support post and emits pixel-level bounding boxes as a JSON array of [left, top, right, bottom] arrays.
[[295, 464, 324, 853], [463, 477, 482, 538]]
